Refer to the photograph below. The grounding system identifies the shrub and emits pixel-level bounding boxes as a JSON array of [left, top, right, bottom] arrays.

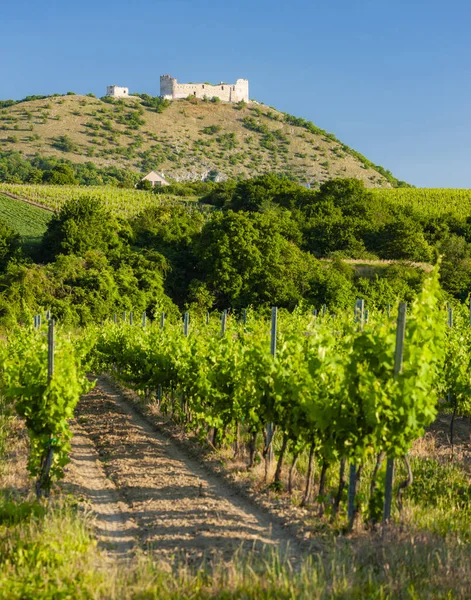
[[52, 135, 78, 152], [201, 125, 221, 135]]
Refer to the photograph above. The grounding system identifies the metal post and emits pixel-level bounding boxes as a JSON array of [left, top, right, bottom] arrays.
[[122, 311, 126, 322], [242, 309, 247, 325], [183, 312, 189, 336], [312, 309, 318, 317], [113, 313, 117, 324], [358, 299, 365, 328], [348, 298, 367, 526], [47, 319, 54, 383], [322, 304, 326, 316], [206, 311, 210, 325], [347, 463, 356, 524], [46, 310, 51, 321], [387, 304, 391, 319], [130, 311, 133, 326], [270, 306, 277, 356], [160, 312, 165, 329], [142, 311, 146, 328], [383, 302, 407, 528], [221, 310, 227, 336], [448, 305, 453, 328], [266, 307, 277, 463], [38, 314, 41, 328]]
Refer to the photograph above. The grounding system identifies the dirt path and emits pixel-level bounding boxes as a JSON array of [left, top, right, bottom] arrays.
[[64, 423, 138, 557], [64, 378, 301, 564]]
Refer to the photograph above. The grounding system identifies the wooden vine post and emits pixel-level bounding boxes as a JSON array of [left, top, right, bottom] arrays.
[[383, 301, 407, 529]]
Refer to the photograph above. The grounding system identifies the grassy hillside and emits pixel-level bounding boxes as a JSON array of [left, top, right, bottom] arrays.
[[0, 94, 401, 187], [0, 193, 52, 251]]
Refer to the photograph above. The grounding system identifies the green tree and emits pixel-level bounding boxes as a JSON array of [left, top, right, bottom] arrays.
[[193, 211, 324, 309], [228, 173, 307, 212], [136, 178, 153, 191], [439, 235, 471, 299], [42, 164, 77, 185], [40, 197, 129, 262], [0, 220, 21, 271]]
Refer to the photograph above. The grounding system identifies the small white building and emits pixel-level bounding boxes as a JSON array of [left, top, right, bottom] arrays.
[[141, 171, 170, 187], [106, 85, 129, 98]]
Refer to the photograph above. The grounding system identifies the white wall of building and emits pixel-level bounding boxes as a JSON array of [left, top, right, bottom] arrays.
[[106, 85, 129, 98], [160, 76, 249, 103]]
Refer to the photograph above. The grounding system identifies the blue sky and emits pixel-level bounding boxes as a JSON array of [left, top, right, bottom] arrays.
[[1, 0, 470, 187]]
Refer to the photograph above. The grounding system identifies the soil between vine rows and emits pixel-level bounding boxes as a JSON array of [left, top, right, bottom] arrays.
[[63, 377, 305, 563]]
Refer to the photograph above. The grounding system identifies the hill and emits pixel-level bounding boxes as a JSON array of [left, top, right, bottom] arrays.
[[0, 93, 405, 187]]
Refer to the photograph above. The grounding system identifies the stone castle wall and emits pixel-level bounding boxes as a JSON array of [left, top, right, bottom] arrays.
[[160, 76, 249, 103], [107, 86, 129, 98]]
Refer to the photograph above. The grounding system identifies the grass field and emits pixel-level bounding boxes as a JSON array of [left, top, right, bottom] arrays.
[[0, 194, 52, 252]]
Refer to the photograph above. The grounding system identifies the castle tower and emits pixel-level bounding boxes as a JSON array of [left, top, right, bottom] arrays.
[[160, 75, 176, 100]]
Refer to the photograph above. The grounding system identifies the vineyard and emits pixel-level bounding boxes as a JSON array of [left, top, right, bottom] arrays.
[[0, 193, 52, 250], [4, 183, 471, 225], [0, 184, 204, 219], [3, 266, 471, 596], [372, 187, 471, 219], [4, 268, 470, 521]]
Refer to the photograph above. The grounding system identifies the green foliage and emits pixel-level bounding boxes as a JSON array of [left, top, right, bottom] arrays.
[[131, 93, 170, 113], [42, 163, 77, 185], [0, 219, 21, 270], [40, 196, 128, 261], [201, 125, 222, 135], [136, 178, 153, 191], [228, 173, 307, 212], [193, 210, 331, 309], [92, 269, 444, 494], [1, 326, 94, 486], [51, 135, 77, 153]]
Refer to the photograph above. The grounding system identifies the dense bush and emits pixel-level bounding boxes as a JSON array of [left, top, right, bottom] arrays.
[[0, 151, 139, 187]]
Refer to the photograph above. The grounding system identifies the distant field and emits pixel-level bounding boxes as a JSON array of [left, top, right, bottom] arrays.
[[373, 188, 471, 218], [0, 193, 52, 250], [0, 184, 202, 219]]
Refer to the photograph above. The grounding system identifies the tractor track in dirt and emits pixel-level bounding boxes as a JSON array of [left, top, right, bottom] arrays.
[[63, 377, 308, 564]]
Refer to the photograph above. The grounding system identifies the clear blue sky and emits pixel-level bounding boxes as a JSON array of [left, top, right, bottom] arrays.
[[1, 0, 470, 187]]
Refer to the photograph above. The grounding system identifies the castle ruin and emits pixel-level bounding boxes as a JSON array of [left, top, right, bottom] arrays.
[[160, 75, 249, 103]]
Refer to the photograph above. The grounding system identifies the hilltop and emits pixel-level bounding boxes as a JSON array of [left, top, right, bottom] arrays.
[[0, 93, 406, 187]]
